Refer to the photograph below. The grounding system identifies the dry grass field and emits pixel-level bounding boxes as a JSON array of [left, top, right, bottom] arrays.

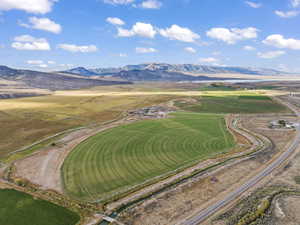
[[0, 86, 177, 158]]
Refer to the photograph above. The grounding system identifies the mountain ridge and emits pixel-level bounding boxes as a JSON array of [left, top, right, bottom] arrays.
[[63, 63, 289, 77], [0, 65, 131, 90]]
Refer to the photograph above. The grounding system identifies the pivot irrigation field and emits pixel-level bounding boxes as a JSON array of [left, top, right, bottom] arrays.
[[62, 112, 235, 201], [0, 189, 80, 225]]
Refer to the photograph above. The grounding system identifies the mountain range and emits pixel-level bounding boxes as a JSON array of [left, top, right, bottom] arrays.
[[63, 63, 289, 80]]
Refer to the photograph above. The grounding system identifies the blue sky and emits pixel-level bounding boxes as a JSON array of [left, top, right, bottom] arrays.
[[1, 0, 300, 71]]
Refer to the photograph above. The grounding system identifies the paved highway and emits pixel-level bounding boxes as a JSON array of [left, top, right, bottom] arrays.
[[180, 97, 300, 225]]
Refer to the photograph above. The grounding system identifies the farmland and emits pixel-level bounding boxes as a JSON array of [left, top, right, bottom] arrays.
[[175, 92, 289, 114], [62, 112, 235, 201], [0, 88, 175, 158], [0, 189, 80, 225]]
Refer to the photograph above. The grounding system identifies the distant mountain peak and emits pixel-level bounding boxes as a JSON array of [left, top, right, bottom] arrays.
[[63, 67, 99, 76]]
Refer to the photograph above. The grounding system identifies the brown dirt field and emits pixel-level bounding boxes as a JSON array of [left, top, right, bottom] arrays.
[[272, 196, 300, 225]]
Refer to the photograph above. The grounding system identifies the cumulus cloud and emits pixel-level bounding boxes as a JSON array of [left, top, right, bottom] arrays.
[[159, 25, 200, 43], [140, 0, 162, 9], [119, 53, 127, 57], [243, 45, 256, 51], [206, 27, 258, 44], [0, 0, 57, 14], [263, 34, 300, 50], [291, 0, 300, 8], [12, 35, 50, 51], [20, 17, 62, 34], [106, 17, 125, 26], [58, 44, 98, 53], [184, 47, 196, 53], [117, 22, 156, 38], [275, 10, 299, 18], [257, 51, 285, 59], [47, 60, 55, 64], [199, 57, 219, 63], [135, 47, 157, 53], [103, 0, 134, 5], [245, 1, 262, 8], [27, 60, 44, 65]]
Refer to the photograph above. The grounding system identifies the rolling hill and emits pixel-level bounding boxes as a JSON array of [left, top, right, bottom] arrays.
[[0, 65, 131, 91]]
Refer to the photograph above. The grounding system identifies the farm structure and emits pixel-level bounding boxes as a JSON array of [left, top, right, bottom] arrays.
[[128, 106, 174, 119]]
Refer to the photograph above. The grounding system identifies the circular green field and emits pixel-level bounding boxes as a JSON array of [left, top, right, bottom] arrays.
[[62, 112, 235, 201]]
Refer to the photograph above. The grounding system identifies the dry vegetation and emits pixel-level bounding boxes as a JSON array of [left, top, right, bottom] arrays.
[[0, 85, 179, 158]]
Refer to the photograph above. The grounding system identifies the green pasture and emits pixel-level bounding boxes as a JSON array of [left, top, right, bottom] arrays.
[[62, 112, 235, 201], [176, 92, 288, 114], [0, 189, 80, 225]]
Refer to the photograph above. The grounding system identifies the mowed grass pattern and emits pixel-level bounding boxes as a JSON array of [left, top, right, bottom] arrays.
[[0, 189, 80, 225], [62, 112, 235, 201]]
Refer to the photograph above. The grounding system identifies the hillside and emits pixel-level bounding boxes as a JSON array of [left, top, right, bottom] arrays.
[[0, 66, 131, 91]]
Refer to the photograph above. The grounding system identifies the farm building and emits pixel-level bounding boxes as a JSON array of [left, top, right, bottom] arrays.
[[270, 120, 299, 129]]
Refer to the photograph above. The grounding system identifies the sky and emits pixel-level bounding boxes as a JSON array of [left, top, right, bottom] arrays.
[[0, 0, 300, 72]]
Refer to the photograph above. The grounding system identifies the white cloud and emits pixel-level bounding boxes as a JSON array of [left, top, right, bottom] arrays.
[[275, 10, 299, 18], [291, 0, 300, 8], [135, 47, 157, 53], [184, 47, 196, 53], [199, 57, 219, 63], [20, 17, 62, 34], [103, 0, 134, 5], [119, 53, 127, 57], [38, 64, 48, 68], [206, 27, 258, 44], [245, 1, 262, 8], [244, 45, 256, 51], [140, 0, 162, 9], [26, 59, 55, 68], [257, 51, 285, 59], [117, 22, 156, 38], [117, 27, 134, 37], [27, 60, 44, 65], [58, 44, 98, 53], [12, 35, 50, 51], [0, 0, 57, 14], [106, 17, 125, 26], [159, 25, 200, 43], [263, 34, 300, 50]]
